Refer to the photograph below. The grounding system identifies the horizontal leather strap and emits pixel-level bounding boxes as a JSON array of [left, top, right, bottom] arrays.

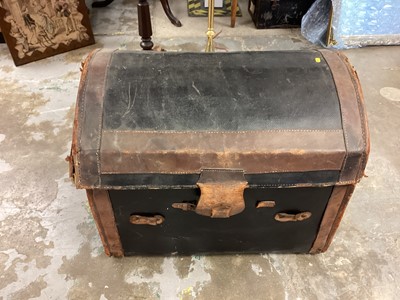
[[99, 130, 346, 174], [96, 170, 340, 189]]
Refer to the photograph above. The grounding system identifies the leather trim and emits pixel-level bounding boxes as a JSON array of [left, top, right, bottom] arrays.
[[74, 49, 115, 188], [319, 50, 370, 183], [338, 52, 371, 180], [70, 50, 98, 183], [99, 130, 346, 175], [87, 190, 124, 257], [309, 185, 348, 253], [309, 184, 355, 253], [319, 185, 355, 252], [93, 170, 340, 190]]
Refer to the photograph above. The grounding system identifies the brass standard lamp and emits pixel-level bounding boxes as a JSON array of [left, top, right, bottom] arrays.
[[205, 0, 216, 52]]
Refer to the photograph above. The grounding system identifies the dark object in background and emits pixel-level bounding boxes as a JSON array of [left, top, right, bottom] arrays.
[[0, 32, 5, 43], [301, 0, 332, 46], [248, 0, 316, 29], [92, 0, 182, 27], [92, 0, 115, 7], [69, 49, 369, 257], [90, 0, 181, 51]]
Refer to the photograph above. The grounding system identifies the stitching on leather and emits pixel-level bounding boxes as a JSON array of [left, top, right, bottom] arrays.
[[82, 183, 340, 189], [248, 183, 335, 187], [96, 50, 115, 187], [104, 129, 343, 134], [80, 184, 355, 189], [78, 50, 98, 186], [325, 52, 349, 182], [337, 180, 359, 185], [100, 168, 341, 175], [341, 55, 367, 181], [200, 169, 244, 173]]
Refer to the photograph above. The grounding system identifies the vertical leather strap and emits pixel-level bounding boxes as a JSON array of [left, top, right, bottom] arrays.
[[75, 50, 114, 188], [318, 50, 370, 184], [310, 185, 355, 253], [87, 189, 124, 257]]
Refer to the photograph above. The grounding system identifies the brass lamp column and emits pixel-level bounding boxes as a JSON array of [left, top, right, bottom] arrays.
[[205, 0, 216, 52]]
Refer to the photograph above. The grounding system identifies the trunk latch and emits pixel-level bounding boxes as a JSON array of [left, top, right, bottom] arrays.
[[173, 169, 248, 218]]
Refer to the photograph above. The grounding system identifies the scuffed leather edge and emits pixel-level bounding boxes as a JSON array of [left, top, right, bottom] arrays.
[[318, 50, 370, 185], [338, 52, 371, 180], [87, 189, 124, 257], [72, 49, 115, 188], [310, 51, 370, 254], [309, 184, 355, 253], [100, 130, 346, 175], [309, 185, 348, 253], [69, 49, 99, 184]]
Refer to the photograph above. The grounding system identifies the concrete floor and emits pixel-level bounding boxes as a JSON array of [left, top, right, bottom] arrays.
[[0, 0, 399, 299]]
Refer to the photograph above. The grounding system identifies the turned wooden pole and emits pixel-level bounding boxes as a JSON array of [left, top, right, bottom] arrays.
[[138, 0, 154, 50]]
